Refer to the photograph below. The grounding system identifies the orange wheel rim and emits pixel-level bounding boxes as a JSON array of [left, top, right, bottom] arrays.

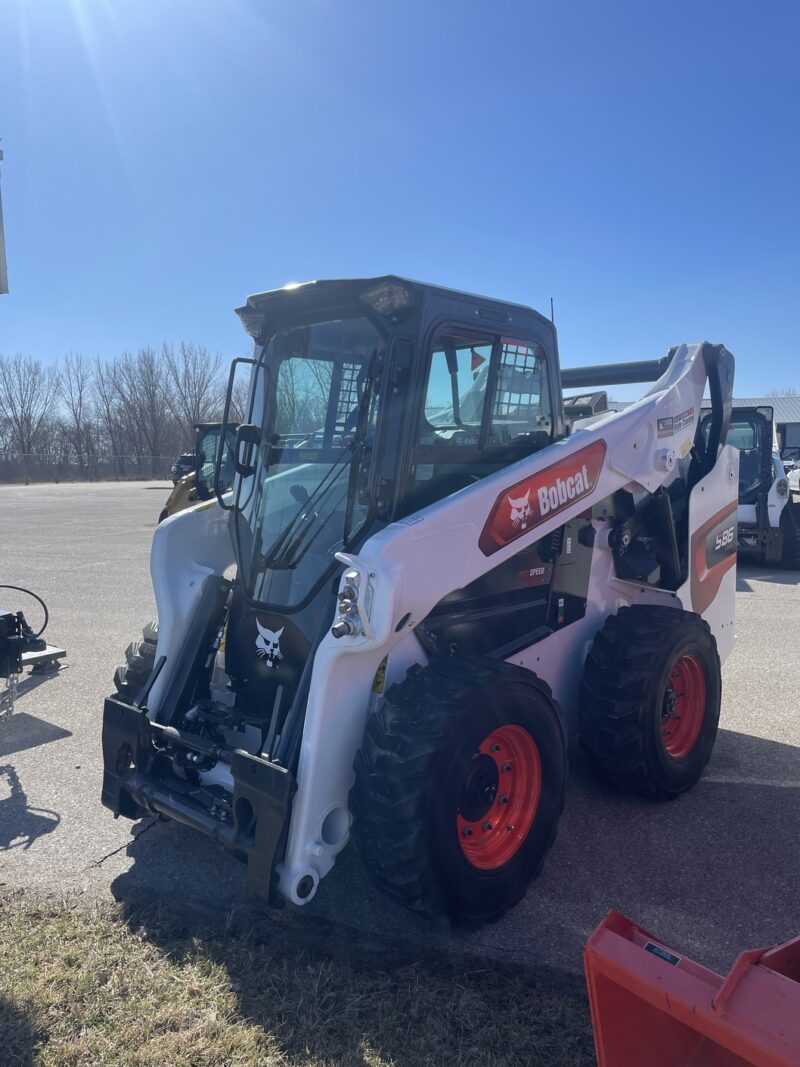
[[457, 724, 541, 870], [661, 654, 706, 759]]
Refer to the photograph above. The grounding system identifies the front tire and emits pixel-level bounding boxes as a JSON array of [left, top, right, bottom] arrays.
[[351, 658, 566, 926], [578, 606, 721, 798], [113, 619, 159, 702]]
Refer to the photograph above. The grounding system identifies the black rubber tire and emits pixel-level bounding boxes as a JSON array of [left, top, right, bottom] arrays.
[[780, 504, 800, 570], [113, 620, 159, 702], [351, 657, 566, 926], [578, 606, 721, 799]]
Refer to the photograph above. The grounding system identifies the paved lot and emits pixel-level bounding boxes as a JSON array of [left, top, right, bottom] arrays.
[[1, 481, 799, 976]]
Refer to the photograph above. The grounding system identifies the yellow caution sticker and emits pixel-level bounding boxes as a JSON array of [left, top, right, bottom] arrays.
[[371, 657, 388, 694], [680, 438, 693, 458]]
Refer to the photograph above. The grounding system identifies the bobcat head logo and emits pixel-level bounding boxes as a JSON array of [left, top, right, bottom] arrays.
[[507, 488, 533, 530], [255, 620, 284, 668]]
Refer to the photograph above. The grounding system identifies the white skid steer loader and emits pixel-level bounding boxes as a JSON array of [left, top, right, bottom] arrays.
[[698, 404, 798, 568], [102, 277, 738, 925]]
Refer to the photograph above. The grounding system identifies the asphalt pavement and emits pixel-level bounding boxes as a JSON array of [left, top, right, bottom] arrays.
[[1, 480, 799, 976]]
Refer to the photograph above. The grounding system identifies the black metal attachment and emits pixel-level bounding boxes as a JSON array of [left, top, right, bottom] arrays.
[[100, 694, 294, 899], [699, 343, 735, 474]]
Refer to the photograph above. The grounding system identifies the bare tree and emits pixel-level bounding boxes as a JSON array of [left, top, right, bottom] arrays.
[[229, 377, 250, 422], [0, 354, 60, 481], [767, 388, 799, 396], [93, 356, 127, 477], [114, 348, 177, 476], [0, 343, 234, 483], [163, 341, 223, 446], [60, 352, 93, 477]]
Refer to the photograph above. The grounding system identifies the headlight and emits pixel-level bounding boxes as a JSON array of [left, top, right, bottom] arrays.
[[360, 282, 413, 318]]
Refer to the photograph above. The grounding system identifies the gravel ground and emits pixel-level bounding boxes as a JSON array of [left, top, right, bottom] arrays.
[[1, 480, 798, 977]]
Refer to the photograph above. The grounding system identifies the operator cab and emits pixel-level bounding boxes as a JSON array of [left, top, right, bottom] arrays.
[[220, 276, 563, 724]]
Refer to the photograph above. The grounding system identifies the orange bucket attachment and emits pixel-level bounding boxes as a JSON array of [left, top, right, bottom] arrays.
[[584, 911, 800, 1067]]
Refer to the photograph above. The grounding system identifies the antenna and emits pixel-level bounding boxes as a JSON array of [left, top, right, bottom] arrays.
[[550, 297, 555, 324]]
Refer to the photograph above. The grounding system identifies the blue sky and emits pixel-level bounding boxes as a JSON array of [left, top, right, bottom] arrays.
[[1, 0, 798, 397]]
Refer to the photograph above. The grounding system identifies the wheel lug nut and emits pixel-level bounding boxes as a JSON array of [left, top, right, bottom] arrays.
[[501, 763, 511, 772], [490, 743, 500, 753], [506, 824, 515, 832], [462, 827, 473, 837], [499, 795, 509, 805], [483, 821, 493, 832]]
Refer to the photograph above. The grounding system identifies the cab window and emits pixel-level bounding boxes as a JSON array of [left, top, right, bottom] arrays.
[[421, 335, 492, 446], [490, 339, 552, 447], [402, 330, 554, 516]]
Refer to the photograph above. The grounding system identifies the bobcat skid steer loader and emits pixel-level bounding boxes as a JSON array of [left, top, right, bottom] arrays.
[[102, 277, 738, 925], [699, 405, 798, 568]]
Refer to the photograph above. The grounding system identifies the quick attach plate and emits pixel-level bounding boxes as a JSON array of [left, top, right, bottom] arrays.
[[100, 694, 294, 899]]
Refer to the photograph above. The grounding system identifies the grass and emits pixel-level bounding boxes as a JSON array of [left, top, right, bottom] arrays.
[[0, 890, 595, 1067]]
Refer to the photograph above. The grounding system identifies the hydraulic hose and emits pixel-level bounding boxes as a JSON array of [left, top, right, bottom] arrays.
[[0, 585, 49, 637]]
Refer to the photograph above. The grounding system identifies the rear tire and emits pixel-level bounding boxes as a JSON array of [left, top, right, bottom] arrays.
[[780, 505, 800, 570], [579, 606, 721, 799], [113, 620, 158, 702], [351, 657, 566, 926]]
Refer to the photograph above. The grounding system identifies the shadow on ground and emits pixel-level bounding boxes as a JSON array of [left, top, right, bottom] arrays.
[[0, 764, 60, 852], [737, 563, 799, 590], [0, 710, 71, 760], [109, 725, 800, 980], [108, 893, 592, 1067], [0, 996, 44, 1067]]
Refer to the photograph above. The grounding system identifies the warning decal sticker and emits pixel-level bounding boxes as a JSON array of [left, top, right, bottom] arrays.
[[657, 407, 695, 438]]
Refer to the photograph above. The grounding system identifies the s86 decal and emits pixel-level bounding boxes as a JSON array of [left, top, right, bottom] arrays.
[[691, 502, 738, 614], [479, 440, 606, 555], [705, 511, 738, 571], [713, 524, 735, 553]]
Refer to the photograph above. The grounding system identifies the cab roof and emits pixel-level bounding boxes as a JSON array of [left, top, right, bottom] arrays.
[[235, 275, 552, 340]]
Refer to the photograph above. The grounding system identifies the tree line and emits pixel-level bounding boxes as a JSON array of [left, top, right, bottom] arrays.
[[0, 344, 238, 483]]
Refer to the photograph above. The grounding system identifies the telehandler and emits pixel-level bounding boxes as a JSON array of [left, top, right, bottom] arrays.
[[102, 277, 737, 925]]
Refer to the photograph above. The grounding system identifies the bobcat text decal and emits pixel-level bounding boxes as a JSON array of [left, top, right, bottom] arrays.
[[479, 439, 606, 556]]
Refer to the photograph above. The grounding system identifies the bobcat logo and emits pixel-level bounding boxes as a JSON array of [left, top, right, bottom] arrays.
[[255, 621, 284, 668], [507, 488, 533, 530]]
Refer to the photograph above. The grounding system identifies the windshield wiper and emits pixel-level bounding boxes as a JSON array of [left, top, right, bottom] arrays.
[[260, 349, 380, 571], [259, 447, 355, 570], [261, 349, 379, 571]]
